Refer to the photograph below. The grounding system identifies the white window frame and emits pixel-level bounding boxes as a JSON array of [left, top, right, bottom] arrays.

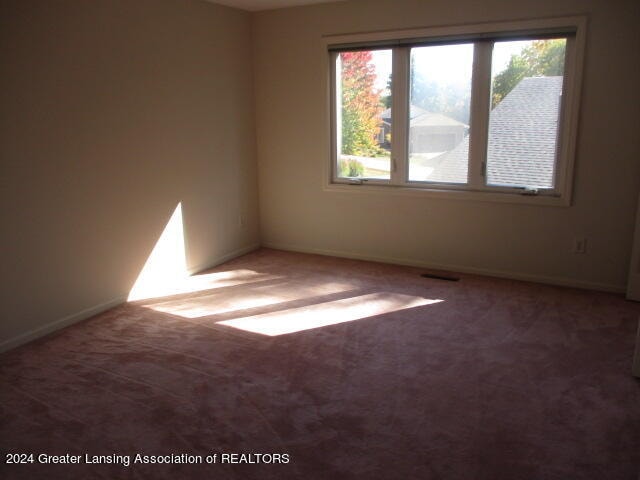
[[324, 16, 586, 206]]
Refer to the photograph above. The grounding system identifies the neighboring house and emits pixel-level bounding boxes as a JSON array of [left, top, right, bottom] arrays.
[[427, 76, 563, 186], [409, 112, 468, 153], [379, 105, 468, 153], [379, 105, 427, 147]]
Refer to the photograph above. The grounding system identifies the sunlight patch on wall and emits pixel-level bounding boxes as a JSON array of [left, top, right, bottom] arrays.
[[127, 203, 280, 302], [128, 203, 189, 301], [217, 293, 443, 336]]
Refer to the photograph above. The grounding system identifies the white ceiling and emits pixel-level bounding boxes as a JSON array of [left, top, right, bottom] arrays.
[[207, 0, 346, 12]]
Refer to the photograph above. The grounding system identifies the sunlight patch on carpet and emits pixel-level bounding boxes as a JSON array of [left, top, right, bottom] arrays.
[[140, 281, 356, 318], [216, 293, 443, 336]]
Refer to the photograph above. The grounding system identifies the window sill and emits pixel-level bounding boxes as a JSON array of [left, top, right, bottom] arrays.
[[323, 181, 571, 206]]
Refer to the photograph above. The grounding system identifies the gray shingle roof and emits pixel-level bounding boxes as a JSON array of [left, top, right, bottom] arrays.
[[426, 76, 563, 187]]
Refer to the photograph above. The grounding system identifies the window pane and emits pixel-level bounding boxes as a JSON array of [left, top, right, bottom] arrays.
[[487, 38, 566, 188], [408, 44, 473, 183], [336, 49, 392, 180]]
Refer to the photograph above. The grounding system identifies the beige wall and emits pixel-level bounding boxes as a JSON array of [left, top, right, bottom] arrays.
[[2, 0, 639, 350], [0, 0, 260, 349], [252, 0, 640, 291]]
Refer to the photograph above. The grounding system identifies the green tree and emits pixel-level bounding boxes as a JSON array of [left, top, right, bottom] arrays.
[[338, 158, 365, 177], [340, 52, 384, 156], [381, 74, 392, 108], [492, 39, 566, 107]]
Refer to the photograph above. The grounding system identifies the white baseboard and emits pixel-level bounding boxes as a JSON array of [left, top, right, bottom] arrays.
[[263, 241, 626, 294], [2, 240, 622, 354], [0, 296, 126, 353], [1, 243, 261, 354]]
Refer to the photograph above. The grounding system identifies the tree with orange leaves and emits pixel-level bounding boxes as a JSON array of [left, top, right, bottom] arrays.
[[340, 51, 384, 156]]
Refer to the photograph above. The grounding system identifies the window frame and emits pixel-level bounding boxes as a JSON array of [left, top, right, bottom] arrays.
[[325, 16, 586, 206]]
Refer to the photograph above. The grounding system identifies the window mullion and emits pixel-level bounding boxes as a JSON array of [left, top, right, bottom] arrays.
[[330, 51, 340, 183], [468, 41, 492, 189], [390, 46, 409, 185], [553, 35, 576, 195]]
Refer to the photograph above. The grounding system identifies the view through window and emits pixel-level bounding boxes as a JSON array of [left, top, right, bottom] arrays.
[[487, 39, 566, 188], [330, 22, 581, 200], [408, 43, 473, 183], [336, 49, 392, 180]]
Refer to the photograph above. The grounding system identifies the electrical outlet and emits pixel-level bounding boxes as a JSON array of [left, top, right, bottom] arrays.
[[573, 237, 587, 254]]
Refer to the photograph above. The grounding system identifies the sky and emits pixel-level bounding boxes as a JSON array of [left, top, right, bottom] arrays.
[[370, 40, 534, 92]]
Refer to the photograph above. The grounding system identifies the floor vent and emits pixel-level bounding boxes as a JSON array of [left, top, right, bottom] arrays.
[[421, 272, 459, 282]]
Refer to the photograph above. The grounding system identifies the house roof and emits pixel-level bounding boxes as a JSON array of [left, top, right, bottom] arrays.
[[382, 105, 467, 129], [427, 76, 563, 187], [411, 112, 468, 129], [381, 105, 428, 121]]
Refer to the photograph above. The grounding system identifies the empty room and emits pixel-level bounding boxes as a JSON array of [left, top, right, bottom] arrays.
[[1, 0, 639, 478]]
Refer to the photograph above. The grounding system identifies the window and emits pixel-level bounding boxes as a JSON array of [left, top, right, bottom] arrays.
[[335, 49, 392, 179], [408, 43, 473, 184], [328, 17, 585, 204]]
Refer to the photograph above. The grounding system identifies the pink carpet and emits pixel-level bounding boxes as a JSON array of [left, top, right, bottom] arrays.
[[1, 248, 639, 479]]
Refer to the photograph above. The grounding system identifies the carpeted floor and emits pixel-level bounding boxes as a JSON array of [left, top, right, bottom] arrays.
[[1, 248, 639, 479]]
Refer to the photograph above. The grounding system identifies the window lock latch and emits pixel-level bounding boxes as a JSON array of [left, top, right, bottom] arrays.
[[521, 187, 539, 196]]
